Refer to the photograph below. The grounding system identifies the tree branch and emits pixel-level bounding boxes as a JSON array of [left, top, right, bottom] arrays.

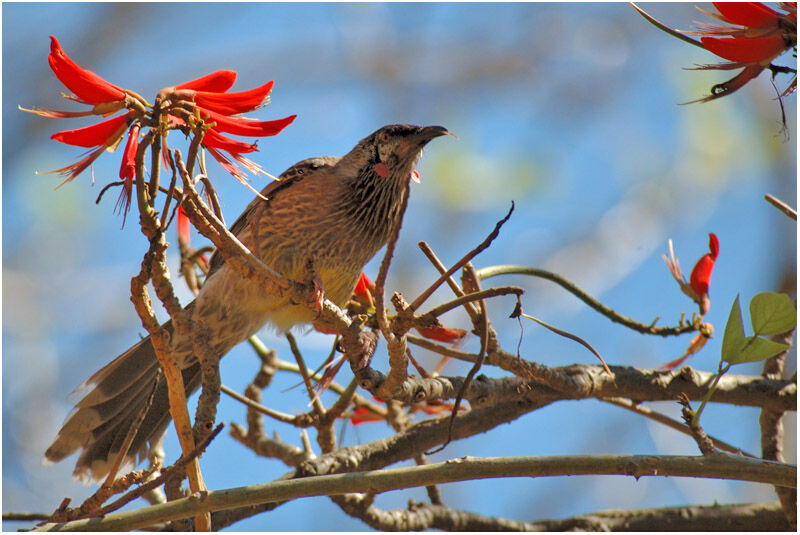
[[32, 455, 795, 531]]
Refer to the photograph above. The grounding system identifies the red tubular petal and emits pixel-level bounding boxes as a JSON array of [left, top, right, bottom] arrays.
[[118, 124, 140, 180], [196, 107, 296, 137], [354, 272, 375, 297], [708, 233, 720, 260], [690, 255, 716, 297], [713, 2, 779, 27], [416, 326, 468, 344], [177, 205, 191, 244], [175, 70, 237, 92], [350, 407, 383, 425], [48, 36, 125, 105], [702, 35, 785, 62], [193, 81, 274, 115], [202, 128, 258, 153], [51, 113, 129, 147]]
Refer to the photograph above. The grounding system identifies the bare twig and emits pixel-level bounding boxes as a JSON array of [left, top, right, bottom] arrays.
[[286, 332, 326, 415], [602, 397, 755, 457], [409, 202, 514, 313], [93, 424, 225, 519], [220, 384, 299, 425], [765, 193, 798, 220], [678, 394, 717, 455], [477, 264, 698, 336], [417, 241, 480, 323], [421, 286, 524, 320]]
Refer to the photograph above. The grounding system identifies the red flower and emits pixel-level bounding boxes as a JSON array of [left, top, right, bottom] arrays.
[[51, 113, 129, 148], [354, 272, 375, 297], [26, 36, 295, 226], [177, 205, 191, 244], [201, 126, 259, 154], [350, 406, 384, 426], [691, 2, 797, 101], [634, 3, 797, 102], [47, 36, 125, 106], [689, 233, 720, 301], [116, 124, 140, 227], [174, 70, 237, 93], [192, 81, 274, 115], [714, 2, 783, 28], [416, 325, 468, 345], [702, 35, 787, 63], [663, 233, 719, 315], [196, 106, 296, 137], [164, 77, 294, 186], [43, 112, 131, 187]]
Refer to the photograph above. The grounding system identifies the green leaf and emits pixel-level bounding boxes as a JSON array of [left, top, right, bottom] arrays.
[[750, 292, 796, 336], [721, 295, 746, 363], [727, 335, 790, 364]]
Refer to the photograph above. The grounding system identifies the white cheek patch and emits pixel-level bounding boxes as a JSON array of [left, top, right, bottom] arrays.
[[410, 170, 420, 184]]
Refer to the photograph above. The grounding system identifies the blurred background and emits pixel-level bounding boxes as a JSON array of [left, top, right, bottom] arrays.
[[3, 2, 796, 531]]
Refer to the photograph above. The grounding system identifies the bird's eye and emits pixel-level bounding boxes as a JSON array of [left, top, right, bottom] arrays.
[[378, 132, 391, 144]]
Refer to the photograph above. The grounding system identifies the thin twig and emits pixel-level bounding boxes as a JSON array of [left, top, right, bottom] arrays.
[[519, 312, 612, 376], [421, 286, 524, 319], [678, 394, 717, 455], [477, 265, 697, 336], [220, 384, 299, 425], [409, 202, 514, 312], [602, 397, 756, 457], [286, 332, 326, 415], [417, 241, 480, 323], [93, 424, 225, 518], [764, 193, 797, 220], [407, 335, 481, 362]]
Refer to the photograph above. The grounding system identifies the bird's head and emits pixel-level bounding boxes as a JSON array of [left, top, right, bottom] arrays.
[[344, 124, 451, 183]]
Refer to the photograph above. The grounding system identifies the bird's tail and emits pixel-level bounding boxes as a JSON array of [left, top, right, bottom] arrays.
[[44, 330, 201, 482]]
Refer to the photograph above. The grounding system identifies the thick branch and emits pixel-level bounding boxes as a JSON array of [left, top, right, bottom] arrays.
[[32, 455, 795, 531], [335, 499, 790, 531], [353, 364, 795, 412]]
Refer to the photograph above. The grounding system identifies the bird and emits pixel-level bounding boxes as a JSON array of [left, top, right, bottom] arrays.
[[44, 124, 449, 481]]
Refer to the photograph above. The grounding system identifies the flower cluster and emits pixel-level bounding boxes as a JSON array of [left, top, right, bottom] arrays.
[[21, 36, 295, 226], [634, 2, 796, 105], [689, 2, 797, 102]]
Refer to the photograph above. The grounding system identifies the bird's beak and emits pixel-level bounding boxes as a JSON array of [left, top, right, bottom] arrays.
[[416, 125, 451, 143], [402, 126, 453, 157]]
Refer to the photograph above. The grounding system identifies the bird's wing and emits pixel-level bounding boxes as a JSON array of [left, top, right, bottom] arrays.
[[205, 156, 340, 277]]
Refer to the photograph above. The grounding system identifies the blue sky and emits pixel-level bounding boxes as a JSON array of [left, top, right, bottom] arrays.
[[3, 2, 796, 531]]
